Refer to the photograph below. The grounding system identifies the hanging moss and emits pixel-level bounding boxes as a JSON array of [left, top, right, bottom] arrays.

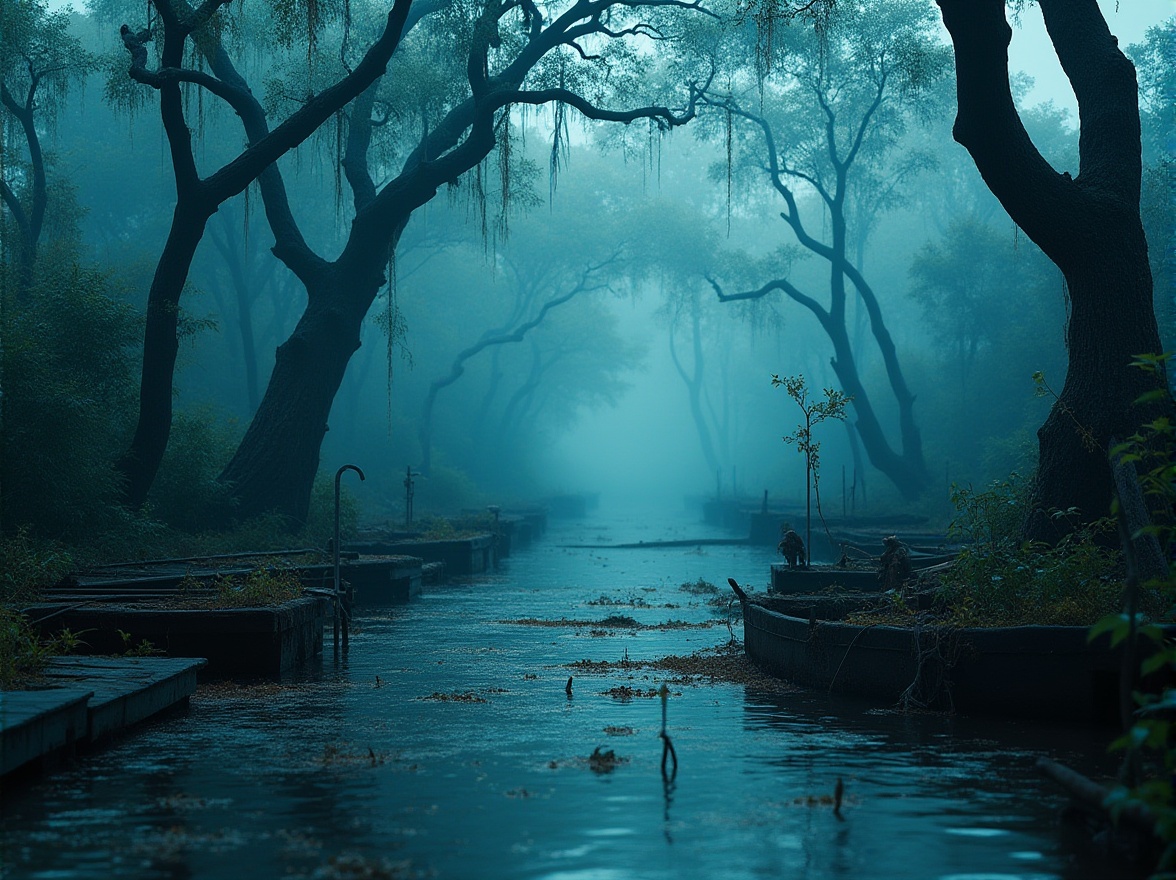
[[497, 105, 511, 241], [725, 104, 733, 236], [334, 109, 344, 223]]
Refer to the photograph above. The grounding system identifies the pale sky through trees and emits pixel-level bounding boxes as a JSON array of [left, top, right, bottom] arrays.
[[49, 0, 1172, 119], [47, 0, 1171, 118]]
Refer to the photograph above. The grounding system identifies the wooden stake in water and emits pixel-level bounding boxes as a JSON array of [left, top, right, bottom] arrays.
[[659, 683, 678, 781], [334, 464, 365, 653]]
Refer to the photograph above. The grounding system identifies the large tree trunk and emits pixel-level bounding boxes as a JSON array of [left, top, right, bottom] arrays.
[[218, 266, 377, 523], [116, 205, 213, 506], [938, 0, 1168, 540], [0, 84, 47, 300], [1032, 245, 1160, 539], [669, 294, 723, 479]]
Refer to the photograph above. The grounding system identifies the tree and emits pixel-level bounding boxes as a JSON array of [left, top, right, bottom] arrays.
[[111, 0, 415, 509], [418, 251, 616, 475], [210, 0, 712, 523], [701, 0, 947, 500], [774, 373, 849, 560], [936, 0, 1170, 540], [0, 0, 92, 298]]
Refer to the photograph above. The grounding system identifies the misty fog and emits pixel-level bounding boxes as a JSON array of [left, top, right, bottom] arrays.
[[1, 0, 1170, 538]]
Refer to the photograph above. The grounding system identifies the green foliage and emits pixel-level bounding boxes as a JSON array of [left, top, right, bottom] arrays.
[[0, 608, 87, 689], [773, 374, 851, 480], [183, 567, 305, 607], [0, 528, 72, 604], [941, 518, 1128, 627], [1094, 354, 1176, 871], [773, 373, 850, 547], [146, 410, 239, 532], [0, 607, 53, 688], [939, 476, 1131, 626], [0, 0, 95, 120], [115, 628, 161, 656], [413, 463, 486, 516], [1, 259, 140, 539], [416, 516, 458, 540], [946, 475, 1030, 553], [207, 567, 304, 608]]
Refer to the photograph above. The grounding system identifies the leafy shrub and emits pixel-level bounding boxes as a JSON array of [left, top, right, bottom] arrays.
[[0, 608, 52, 687], [934, 477, 1138, 626], [174, 567, 305, 608], [211, 567, 303, 607], [417, 516, 457, 540], [1094, 352, 1176, 871], [0, 608, 84, 688], [938, 516, 1132, 626], [1, 260, 139, 539], [415, 463, 485, 515], [147, 410, 240, 532], [0, 528, 72, 604]]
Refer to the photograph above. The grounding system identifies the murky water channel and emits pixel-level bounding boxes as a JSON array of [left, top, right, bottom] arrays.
[[0, 504, 1141, 879]]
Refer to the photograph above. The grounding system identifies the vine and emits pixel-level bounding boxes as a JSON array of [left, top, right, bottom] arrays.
[[334, 108, 344, 223], [725, 104, 733, 236], [549, 62, 570, 204], [497, 105, 511, 241]]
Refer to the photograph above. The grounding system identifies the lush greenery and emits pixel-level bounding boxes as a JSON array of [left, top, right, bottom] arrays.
[[851, 475, 1149, 629], [205, 567, 305, 608], [0, 607, 87, 688], [1092, 354, 1176, 873], [938, 479, 1133, 627]]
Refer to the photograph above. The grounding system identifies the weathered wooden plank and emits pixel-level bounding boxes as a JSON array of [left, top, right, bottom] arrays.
[[28, 597, 328, 675], [0, 689, 92, 776], [41, 657, 206, 742], [1, 656, 208, 777]]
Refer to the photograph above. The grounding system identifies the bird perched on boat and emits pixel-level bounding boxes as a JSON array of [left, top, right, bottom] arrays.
[[778, 529, 807, 569]]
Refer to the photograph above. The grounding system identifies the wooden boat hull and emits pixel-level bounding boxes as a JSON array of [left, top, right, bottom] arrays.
[[741, 599, 1124, 723]]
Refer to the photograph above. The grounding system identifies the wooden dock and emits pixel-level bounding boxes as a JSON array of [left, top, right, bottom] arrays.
[[1, 656, 205, 777], [28, 597, 328, 676]]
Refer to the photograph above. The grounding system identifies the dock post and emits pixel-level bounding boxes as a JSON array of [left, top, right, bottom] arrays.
[[334, 464, 365, 655]]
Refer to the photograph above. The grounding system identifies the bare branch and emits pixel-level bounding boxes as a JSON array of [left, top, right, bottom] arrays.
[[706, 274, 828, 321]]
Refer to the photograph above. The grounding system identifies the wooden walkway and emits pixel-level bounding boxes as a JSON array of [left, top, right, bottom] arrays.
[[1, 656, 205, 777]]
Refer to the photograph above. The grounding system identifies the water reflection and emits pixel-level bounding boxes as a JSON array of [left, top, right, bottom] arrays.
[[0, 506, 1147, 879]]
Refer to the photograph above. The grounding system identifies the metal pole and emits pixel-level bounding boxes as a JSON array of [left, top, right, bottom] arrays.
[[334, 464, 365, 654], [404, 465, 418, 528]]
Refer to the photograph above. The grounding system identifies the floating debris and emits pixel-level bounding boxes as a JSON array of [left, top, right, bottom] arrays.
[[603, 726, 635, 736], [586, 594, 652, 607], [309, 852, 420, 879], [568, 643, 799, 693], [587, 747, 628, 774], [502, 616, 717, 631], [316, 743, 389, 766], [419, 691, 489, 704], [602, 685, 673, 701]]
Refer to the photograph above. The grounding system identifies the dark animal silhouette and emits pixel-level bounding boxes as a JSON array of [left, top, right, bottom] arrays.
[[778, 529, 806, 569], [878, 535, 913, 591]]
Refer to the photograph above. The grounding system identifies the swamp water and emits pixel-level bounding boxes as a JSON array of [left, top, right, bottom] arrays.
[[0, 505, 1140, 879]]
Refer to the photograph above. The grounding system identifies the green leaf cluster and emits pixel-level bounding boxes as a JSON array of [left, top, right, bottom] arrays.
[[1, 259, 140, 539], [1093, 354, 1176, 872]]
